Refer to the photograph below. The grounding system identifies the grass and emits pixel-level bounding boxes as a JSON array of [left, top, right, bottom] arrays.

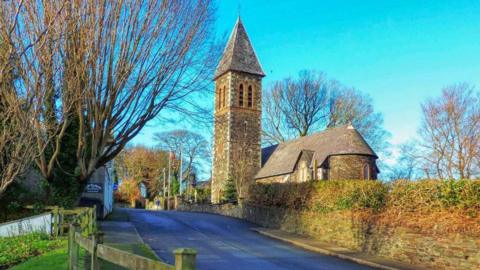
[[0, 233, 66, 269], [9, 247, 69, 270], [10, 208, 160, 269], [9, 241, 159, 270]]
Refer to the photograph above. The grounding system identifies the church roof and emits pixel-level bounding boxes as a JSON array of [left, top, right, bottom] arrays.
[[255, 125, 378, 179], [214, 17, 265, 79]]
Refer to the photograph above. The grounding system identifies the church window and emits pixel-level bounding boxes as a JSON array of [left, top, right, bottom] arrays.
[[363, 164, 370, 180], [248, 85, 253, 108], [239, 84, 244, 107]]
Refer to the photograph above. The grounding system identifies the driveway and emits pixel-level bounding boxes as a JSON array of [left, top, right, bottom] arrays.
[[126, 209, 372, 270]]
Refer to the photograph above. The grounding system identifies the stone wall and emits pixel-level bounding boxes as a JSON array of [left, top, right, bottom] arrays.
[[212, 71, 262, 203], [329, 154, 377, 180], [177, 202, 480, 270]]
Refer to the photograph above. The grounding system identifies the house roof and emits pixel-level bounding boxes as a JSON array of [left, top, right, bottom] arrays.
[[255, 125, 377, 179], [214, 17, 265, 79]]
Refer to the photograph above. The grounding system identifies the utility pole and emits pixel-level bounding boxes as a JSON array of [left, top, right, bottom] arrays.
[[179, 147, 183, 195], [167, 151, 171, 210], [162, 168, 166, 196]]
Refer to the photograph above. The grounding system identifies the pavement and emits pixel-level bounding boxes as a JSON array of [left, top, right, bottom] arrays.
[[125, 208, 375, 270], [99, 221, 144, 245]]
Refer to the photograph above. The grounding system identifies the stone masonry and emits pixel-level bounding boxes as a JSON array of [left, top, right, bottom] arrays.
[[210, 16, 265, 203], [212, 71, 263, 203]]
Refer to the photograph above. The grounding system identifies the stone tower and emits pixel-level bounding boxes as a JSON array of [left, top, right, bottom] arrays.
[[211, 17, 265, 203]]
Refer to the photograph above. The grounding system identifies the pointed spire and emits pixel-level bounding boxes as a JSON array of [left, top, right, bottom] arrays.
[[214, 17, 265, 79]]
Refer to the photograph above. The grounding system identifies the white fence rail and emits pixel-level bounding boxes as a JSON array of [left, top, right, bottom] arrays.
[[0, 212, 52, 237]]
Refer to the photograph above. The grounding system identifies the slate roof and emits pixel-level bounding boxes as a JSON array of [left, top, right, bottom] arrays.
[[256, 125, 378, 179], [214, 17, 265, 79]]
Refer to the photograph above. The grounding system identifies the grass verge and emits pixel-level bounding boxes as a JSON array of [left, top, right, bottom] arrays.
[[10, 241, 158, 270], [0, 233, 66, 269]]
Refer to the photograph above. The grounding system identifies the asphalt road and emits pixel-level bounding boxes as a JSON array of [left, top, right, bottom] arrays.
[[127, 209, 372, 270]]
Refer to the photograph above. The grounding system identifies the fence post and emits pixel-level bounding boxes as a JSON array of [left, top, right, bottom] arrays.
[[90, 231, 104, 270], [52, 206, 59, 237], [174, 248, 197, 270], [88, 208, 92, 234], [69, 223, 80, 270], [59, 208, 64, 236], [92, 205, 97, 232]]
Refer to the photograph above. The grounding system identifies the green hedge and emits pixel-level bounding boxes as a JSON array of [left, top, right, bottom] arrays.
[[249, 179, 480, 214], [0, 233, 66, 268]]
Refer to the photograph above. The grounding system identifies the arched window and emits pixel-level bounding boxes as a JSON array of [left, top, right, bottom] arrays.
[[238, 84, 244, 107], [248, 85, 253, 108], [363, 164, 370, 180]]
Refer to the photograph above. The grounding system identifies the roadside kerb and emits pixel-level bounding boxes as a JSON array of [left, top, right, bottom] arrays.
[[252, 228, 425, 270]]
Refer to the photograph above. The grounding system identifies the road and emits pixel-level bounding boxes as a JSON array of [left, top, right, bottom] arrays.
[[127, 209, 371, 270]]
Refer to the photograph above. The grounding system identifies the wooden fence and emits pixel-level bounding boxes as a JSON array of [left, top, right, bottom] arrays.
[[68, 224, 197, 270], [22, 205, 96, 237]]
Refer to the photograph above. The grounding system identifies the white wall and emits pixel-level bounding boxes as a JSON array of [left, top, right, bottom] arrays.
[[0, 212, 52, 237]]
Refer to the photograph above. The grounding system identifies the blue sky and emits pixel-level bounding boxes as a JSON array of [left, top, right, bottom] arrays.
[[131, 0, 480, 167]]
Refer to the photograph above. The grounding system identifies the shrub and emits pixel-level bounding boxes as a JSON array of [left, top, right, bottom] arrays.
[[0, 233, 66, 268], [195, 187, 211, 204], [250, 179, 480, 214], [222, 178, 237, 202]]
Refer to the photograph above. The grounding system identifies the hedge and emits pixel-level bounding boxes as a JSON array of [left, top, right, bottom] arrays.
[[250, 179, 480, 214]]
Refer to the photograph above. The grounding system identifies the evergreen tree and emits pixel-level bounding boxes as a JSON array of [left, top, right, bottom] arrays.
[[222, 178, 237, 202]]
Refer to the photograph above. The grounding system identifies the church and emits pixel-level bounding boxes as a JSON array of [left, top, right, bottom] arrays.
[[211, 18, 379, 203]]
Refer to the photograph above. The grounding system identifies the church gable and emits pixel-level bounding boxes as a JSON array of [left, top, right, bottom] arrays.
[[255, 125, 378, 180]]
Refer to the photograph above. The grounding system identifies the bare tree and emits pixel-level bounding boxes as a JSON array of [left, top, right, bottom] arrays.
[[2, 0, 216, 185], [155, 130, 210, 180], [418, 83, 480, 179], [328, 86, 390, 154], [263, 70, 390, 156], [387, 142, 421, 180], [263, 71, 330, 143], [0, 40, 36, 197]]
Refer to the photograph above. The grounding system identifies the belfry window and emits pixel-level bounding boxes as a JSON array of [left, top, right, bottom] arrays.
[[248, 85, 253, 108], [239, 84, 244, 107]]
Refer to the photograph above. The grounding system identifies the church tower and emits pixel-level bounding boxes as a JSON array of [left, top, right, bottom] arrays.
[[211, 18, 265, 203]]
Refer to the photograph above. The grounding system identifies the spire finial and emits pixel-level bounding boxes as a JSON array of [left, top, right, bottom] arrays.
[[237, 3, 241, 18]]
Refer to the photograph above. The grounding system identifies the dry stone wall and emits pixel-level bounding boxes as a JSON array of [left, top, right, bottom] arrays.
[[177, 202, 480, 270]]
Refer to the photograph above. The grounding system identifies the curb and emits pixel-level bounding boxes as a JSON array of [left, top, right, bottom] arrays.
[[252, 228, 410, 270]]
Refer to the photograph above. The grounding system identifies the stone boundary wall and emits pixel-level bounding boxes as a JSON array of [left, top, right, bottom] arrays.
[[177, 203, 480, 270]]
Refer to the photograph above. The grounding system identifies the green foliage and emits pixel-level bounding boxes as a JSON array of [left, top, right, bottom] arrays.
[[389, 179, 480, 212], [222, 178, 237, 202], [0, 233, 66, 268], [171, 177, 180, 195], [195, 187, 211, 203], [0, 183, 36, 222], [250, 179, 480, 214], [48, 116, 82, 208]]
